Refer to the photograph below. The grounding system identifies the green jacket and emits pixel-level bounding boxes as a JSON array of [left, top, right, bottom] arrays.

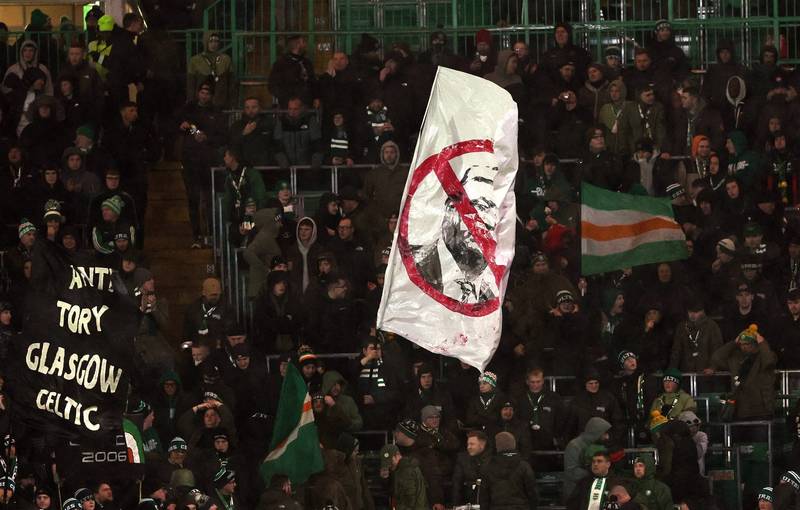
[[632, 456, 673, 510], [630, 101, 668, 151], [711, 340, 777, 419], [393, 456, 428, 510], [649, 390, 696, 420], [221, 166, 268, 224], [322, 371, 364, 432], [187, 49, 234, 108], [726, 130, 761, 190], [598, 99, 639, 155]]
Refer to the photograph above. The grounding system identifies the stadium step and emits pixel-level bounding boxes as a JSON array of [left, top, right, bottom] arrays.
[[143, 161, 214, 343]]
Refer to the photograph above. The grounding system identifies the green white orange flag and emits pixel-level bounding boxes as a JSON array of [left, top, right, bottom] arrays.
[[259, 362, 323, 484], [123, 418, 145, 464], [581, 182, 688, 275]]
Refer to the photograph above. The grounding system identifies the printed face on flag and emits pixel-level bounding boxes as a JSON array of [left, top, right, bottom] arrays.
[[377, 67, 518, 370]]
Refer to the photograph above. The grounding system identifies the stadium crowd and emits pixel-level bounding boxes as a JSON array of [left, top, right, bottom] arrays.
[[0, 4, 799, 510]]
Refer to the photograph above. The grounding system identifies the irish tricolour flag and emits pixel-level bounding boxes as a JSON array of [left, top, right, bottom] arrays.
[[581, 183, 688, 275], [260, 362, 323, 484]]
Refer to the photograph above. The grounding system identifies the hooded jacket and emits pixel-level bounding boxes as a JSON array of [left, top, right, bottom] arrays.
[[702, 40, 747, 111], [242, 208, 281, 299], [632, 455, 673, 510], [187, 33, 234, 108], [3, 40, 53, 96], [726, 130, 761, 190], [598, 79, 638, 154], [285, 216, 322, 292], [563, 417, 611, 497], [362, 140, 407, 219], [540, 23, 593, 82], [321, 370, 363, 432], [485, 49, 523, 89]]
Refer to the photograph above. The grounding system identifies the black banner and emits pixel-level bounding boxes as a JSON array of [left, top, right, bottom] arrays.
[[6, 239, 139, 441]]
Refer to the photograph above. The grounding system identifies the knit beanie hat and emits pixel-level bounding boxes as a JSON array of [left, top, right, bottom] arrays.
[[213, 467, 235, 488], [420, 405, 441, 421], [479, 371, 497, 388], [716, 237, 737, 256], [43, 199, 64, 222], [475, 29, 492, 46], [649, 410, 669, 433], [168, 437, 188, 453], [62, 498, 81, 510], [618, 350, 637, 368], [556, 289, 575, 305], [395, 419, 418, 439], [662, 368, 682, 385], [737, 324, 759, 344], [655, 19, 671, 32], [0, 477, 14, 491], [604, 45, 621, 58], [74, 488, 93, 503], [335, 432, 359, 458], [666, 182, 686, 200], [18, 218, 36, 239], [494, 431, 516, 453], [101, 195, 124, 216], [782, 471, 800, 491], [76, 124, 95, 140], [758, 487, 774, 502]]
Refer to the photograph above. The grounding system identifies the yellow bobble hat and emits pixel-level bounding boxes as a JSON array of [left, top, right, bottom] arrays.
[[737, 324, 758, 344], [650, 410, 669, 433]]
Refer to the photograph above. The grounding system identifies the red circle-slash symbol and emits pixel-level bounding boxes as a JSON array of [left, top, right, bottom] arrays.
[[397, 139, 506, 317]]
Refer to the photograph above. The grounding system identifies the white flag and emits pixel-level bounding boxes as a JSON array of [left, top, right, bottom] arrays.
[[376, 67, 518, 371]]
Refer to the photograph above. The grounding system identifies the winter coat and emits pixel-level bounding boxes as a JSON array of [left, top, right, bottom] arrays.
[[670, 315, 723, 372], [465, 390, 507, 431], [2, 40, 53, 96], [391, 456, 428, 510], [671, 100, 725, 155], [566, 389, 624, 442], [256, 487, 303, 510], [487, 418, 533, 459], [56, 60, 104, 122], [578, 80, 612, 121], [321, 371, 363, 431], [402, 381, 457, 427], [650, 390, 696, 420], [598, 98, 639, 155], [274, 112, 322, 166], [361, 141, 407, 220], [711, 340, 777, 419], [726, 130, 762, 190], [513, 388, 565, 450], [656, 420, 705, 502], [229, 113, 275, 167], [414, 424, 459, 481], [539, 25, 593, 82], [179, 100, 226, 167], [221, 165, 268, 223], [632, 455, 673, 510], [451, 449, 492, 505], [268, 52, 317, 107], [242, 208, 281, 299], [630, 100, 668, 151], [187, 46, 234, 108], [563, 417, 612, 497], [478, 451, 538, 510]]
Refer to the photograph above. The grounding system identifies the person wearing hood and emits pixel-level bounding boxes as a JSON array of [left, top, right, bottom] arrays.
[[3, 39, 53, 97], [402, 361, 456, 423], [56, 74, 92, 140], [253, 270, 302, 353], [362, 140, 406, 221], [314, 191, 341, 246], [285, 216, 322, 293], [467, 29, 497, 77], [598, 79, 637, 155], [239, 207, 280, 299], [580, 125, 626, 191], [670, 296, 722, 372], [578, 63, 612, 121], [268, 35, 317, 108], [631, 456, 673, 510], [563, 417, 612, 499], [188, 32, 234, 108], [62, 146, 100, 222], [646, 20, 689, 81], [57, 41, 104, 123], [726, 129, 761, 191], [485, 399, 532, 460], [324, 109, 357, 170], [763, 131, 800, 205], [479, 432, 537, 510], [548, 80, 593, 159], [320, 370, 363, 433], [673, 84, 725, 156], [88, 167, 139, 233], [540, 22, 593, 82], [20, 95, 67, 167], [485, 49, 527, 106], [748, 44, 781, 101], [702, 39, 747, 129], [627, 137, 664, 196], [417, 31, 461, 71], [28, 165, 71, 223]]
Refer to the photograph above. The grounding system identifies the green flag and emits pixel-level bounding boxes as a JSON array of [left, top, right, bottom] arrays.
[[259, 362, 324, 484]]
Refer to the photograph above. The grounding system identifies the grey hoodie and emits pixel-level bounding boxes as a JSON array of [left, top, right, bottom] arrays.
[[563, 417, 612, 498], [3, 40, 53, 96]]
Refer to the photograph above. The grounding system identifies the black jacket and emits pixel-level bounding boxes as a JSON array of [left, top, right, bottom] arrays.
[[478, 451, 538, 510], [452, 449, 492, 505], [513, 388, 565, 450]]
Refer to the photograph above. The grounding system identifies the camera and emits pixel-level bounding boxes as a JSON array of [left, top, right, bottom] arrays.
[[188, 124, 202, 136], [561, 93, 571, 101]]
